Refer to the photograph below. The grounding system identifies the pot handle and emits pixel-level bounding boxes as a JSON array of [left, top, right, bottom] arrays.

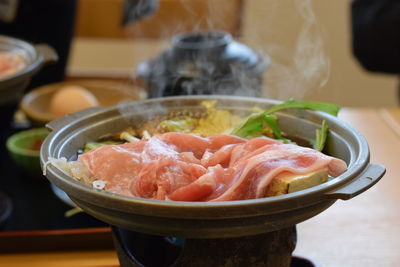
[[34, 44, 59, 65], [46, 107, 104, 132], [325, 164, 385, 200]]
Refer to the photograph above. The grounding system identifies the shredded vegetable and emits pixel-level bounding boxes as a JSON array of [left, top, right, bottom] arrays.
[[120, 132, 140, 143], [159, 118, 197, 133]]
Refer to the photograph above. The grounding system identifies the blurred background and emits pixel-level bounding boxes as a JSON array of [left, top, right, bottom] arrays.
[[69, 0, 398, 107]]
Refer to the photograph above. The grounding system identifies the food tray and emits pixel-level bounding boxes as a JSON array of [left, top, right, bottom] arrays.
[[0, 127, 113, 253]]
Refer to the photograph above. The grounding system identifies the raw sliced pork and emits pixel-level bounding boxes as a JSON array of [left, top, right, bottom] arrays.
[[75, 132, 347, 201]]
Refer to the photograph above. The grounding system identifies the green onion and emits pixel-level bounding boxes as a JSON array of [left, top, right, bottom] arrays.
[[313, 120, 329, 152]]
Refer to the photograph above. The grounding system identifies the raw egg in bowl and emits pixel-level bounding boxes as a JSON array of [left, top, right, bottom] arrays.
[[20, 79, 147, 126]]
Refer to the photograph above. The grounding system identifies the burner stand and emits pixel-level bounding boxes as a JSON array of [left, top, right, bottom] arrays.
[[112, 226, 304, 267]]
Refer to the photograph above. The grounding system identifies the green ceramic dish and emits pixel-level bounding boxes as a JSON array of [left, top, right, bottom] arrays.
[[6, 127, 49, 177]]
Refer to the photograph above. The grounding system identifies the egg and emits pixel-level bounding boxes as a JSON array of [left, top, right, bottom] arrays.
[[50, 85, 99, 117]]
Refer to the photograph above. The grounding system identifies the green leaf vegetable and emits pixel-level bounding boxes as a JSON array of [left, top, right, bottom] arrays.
[[231, 113, 292, 143], [313, 120, 329, 152], [231, 99, 340, 150]]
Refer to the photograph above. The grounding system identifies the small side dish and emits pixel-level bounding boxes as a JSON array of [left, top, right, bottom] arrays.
[[7, 128, 49, 177]]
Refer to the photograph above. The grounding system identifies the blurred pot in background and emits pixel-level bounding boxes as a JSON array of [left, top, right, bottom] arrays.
[[136, 31, 270, 98], [0, 0, 76, 90], [0, 35, 58, 107], [0, 35, 57, 154]]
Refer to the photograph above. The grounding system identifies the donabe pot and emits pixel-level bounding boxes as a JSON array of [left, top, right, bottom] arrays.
[[40, 96, 385, 238], [0, 35, 58, 106]]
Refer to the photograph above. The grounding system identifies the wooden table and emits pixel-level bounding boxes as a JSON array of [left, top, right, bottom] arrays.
[[295, 108, 400, 267], [0, 108, 399, 267]]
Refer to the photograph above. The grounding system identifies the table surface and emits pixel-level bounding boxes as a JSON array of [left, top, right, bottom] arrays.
[[1, 107, 399, 267]]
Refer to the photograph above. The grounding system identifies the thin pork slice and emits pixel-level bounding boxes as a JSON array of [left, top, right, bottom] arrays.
[[79, 141, 146, 196], [74, 133, 347, 201], [209, 144, 347, 201], [77, 133, 212, 198]]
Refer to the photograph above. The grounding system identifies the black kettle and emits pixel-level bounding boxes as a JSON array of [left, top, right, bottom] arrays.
[[136, 31, 269, 98]]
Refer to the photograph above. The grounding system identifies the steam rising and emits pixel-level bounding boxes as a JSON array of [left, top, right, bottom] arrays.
[[294, 0, 330, 87], [188, 0, 329, 100], [120, 0, 329, 119], [117, 100, 166, 125], [260, 0, 330, 99]]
